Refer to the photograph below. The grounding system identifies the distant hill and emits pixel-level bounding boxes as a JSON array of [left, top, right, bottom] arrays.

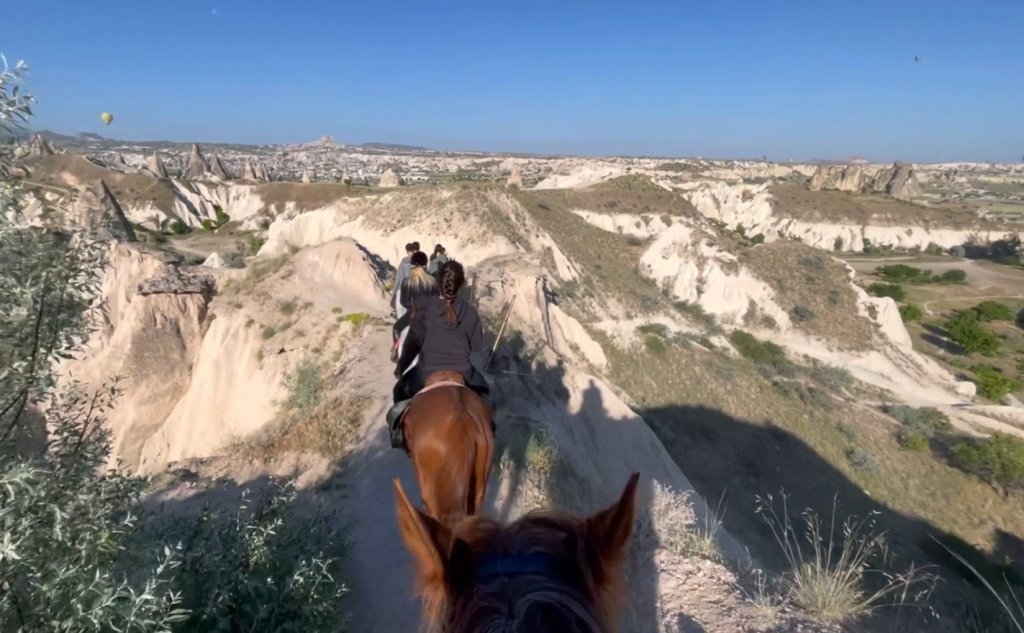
[[358, 141, 430, 151]]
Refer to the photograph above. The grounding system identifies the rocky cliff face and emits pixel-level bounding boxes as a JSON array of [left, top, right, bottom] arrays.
[[378, 168, 401, 188], [808, 161, 923, 201], [184, 143, 209, 180]]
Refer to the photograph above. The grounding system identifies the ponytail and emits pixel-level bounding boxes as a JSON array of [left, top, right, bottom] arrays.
[[439, 260, 465, 325]]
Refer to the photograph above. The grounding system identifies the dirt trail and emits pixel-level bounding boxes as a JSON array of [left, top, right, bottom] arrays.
[[337, 329, 423, 633]]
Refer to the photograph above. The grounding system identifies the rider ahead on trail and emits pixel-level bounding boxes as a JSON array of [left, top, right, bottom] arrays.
[[391, 250, 437, 351], [388, 260, 490, 446]]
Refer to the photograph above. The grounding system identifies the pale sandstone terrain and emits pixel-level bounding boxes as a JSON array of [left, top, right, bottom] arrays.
[[15, 135, 1024, 632]]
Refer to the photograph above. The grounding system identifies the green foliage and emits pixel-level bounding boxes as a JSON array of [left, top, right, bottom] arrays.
[[789, 305, 817, 323], [899, 304, 923, 322], [945, 311, 1001, 355], [337, 312, 373, 329], [935, 269, 967, 284], [729, 330, 792, 373], [970, 364, 1020, 401], [875, 264, 932, 284], [644, 334, 667, 355], [201, 219, 217, 231], [160, 481, 348, 631], [882, 405, 951, 450], [169, 220, 189, 235], [833, 236, 844, 252], [245, 233, 266, 255], [901, 433, 930, 452], [0, 69, 348, 632], [214, 205, 230, 226], [637, 322, 669, 339], [673, 301, 719, 332], [279, 299, 298, 316], [809, 364, 854, 392], [845, 447, 882, 473], [0, 383, 189, 630], [925, 242, 945, 256], [282, 358, 326, 412], [972, 301, 1015, 322], [799, 254, 826, 270], [865, 283, 905, 302], [750, 233, 766, 245], [953, 434, 1024, 488]]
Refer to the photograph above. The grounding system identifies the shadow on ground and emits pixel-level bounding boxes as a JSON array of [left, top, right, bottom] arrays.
[[639, 402, 1024, 629]]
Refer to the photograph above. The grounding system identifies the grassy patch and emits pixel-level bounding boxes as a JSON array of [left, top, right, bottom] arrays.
[[900, 304, 923, 322], [741, 242, 873, 350]]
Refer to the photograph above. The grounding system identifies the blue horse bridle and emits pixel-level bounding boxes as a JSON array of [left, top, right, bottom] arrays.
[[473, 552, 559, 583]]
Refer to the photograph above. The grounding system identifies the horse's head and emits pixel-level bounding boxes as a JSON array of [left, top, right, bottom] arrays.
[[393, 472, 640, 633]]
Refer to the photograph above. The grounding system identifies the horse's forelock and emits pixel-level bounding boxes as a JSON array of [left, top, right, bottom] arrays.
[[442, 515, 610, 633]]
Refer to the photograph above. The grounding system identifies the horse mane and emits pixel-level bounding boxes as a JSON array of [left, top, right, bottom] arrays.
[[438, 511, 620, 633]]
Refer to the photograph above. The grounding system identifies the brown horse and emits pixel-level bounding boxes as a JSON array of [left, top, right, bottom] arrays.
[[393, 472, 640, 633], [402, 369, 495, 525]]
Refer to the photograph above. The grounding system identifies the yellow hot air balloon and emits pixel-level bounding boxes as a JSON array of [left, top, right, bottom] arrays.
[[100, 112, 113, 125]]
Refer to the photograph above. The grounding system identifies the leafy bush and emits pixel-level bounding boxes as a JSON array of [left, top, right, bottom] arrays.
[[245, 233, 266, 255], [169, 220, 190, 234], [637, 322, 670, 339], [279, 299, 298, 316], [214, 205, 230, 226], [0, 384, 189, 630], [875, 264, 932, 284], [800, 254, 826, 270], [0, 64, 349, 631], [750, 233, 766, 245], [644, 334, 667, 355], [281, 358, 326, 412], [935, 269, 967, 284], [729, 330, 792, 373], [953, 434, 1024, 488], [971, 364, 1020, 401], [201, 218, 217, 231], [945, 311, 1001, 355], [845, 447, 882, 473], [789, 305, 817, 323], [882, 405, 950, 448], [866, 283, 906, 301], [901, 433, 930, 452], [972, 301, 1015, 322], [833, 236, 844, 252], [673, 301, 719, 332], [809, 364, 854, 391], [899, 304, 923, 322]]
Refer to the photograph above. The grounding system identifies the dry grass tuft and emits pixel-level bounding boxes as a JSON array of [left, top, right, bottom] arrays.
[[233, 394, 368, 463]]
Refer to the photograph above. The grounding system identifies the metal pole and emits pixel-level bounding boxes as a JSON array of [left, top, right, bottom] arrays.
[[485, 294, 516, 371]]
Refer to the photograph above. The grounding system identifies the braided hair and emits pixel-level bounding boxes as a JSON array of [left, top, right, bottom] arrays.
[[439, 260, 465, 325]]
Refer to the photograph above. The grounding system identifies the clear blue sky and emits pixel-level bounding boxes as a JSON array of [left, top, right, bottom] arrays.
[[3, 0, 1022, 162]]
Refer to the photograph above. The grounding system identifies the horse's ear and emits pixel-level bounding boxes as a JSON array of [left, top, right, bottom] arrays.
[[583, 472, 640, 572], [393, 479, 450, 600]]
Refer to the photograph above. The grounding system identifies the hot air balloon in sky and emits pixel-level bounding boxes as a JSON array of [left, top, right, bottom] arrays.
[[100, 112, 113, 125]]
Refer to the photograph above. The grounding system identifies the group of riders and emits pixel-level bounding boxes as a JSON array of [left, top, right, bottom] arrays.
[[385, 242, 492, 448]]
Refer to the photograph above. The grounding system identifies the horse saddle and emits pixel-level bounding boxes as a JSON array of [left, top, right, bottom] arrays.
[[387, 372, 467, 450]]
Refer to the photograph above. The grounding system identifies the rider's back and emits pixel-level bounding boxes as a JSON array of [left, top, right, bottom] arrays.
[[413, 295, 483, 377]]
